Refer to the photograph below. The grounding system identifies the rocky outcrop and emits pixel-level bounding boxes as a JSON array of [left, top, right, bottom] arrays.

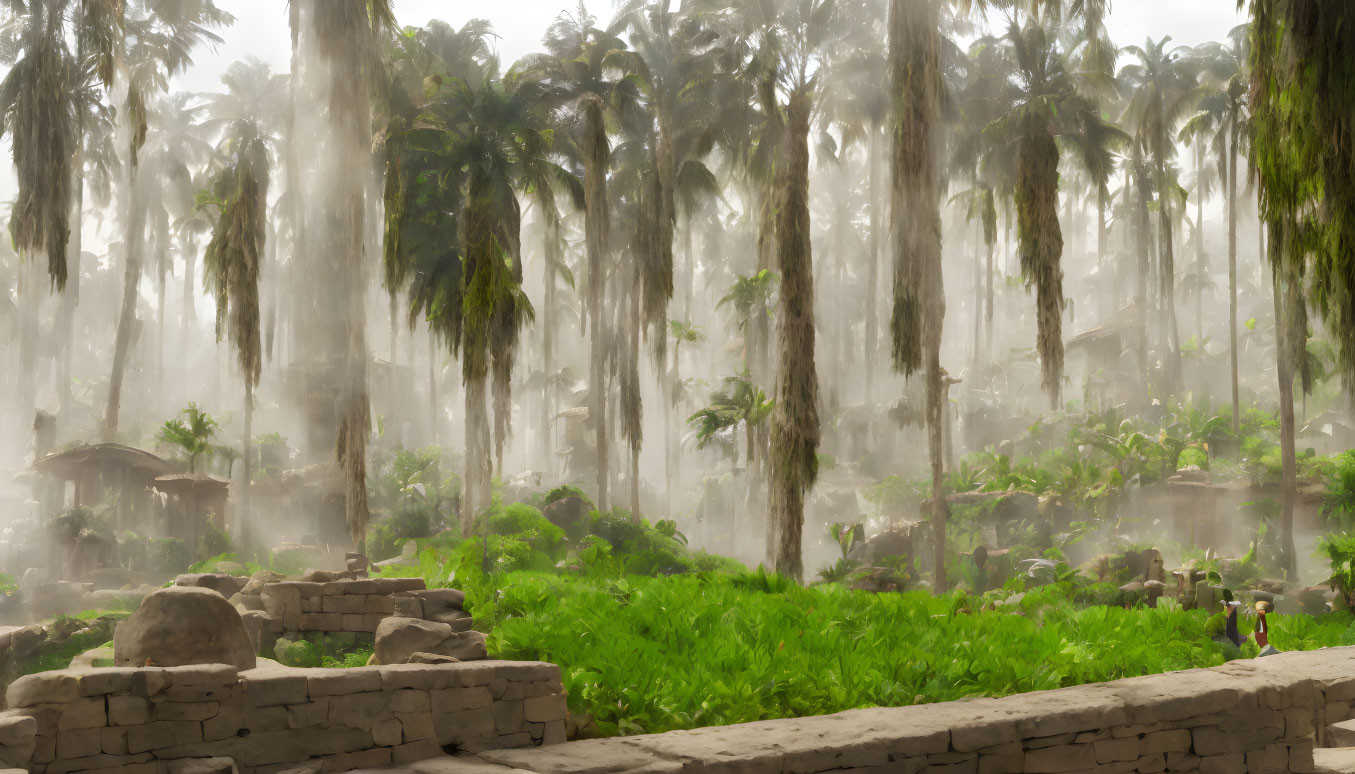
[[371, 618, 487, 665], [175, 573, 248, 599], [113, 586, 256, 671]]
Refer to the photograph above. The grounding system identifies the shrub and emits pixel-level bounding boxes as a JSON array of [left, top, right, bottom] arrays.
[[489, 503, 565, 556]]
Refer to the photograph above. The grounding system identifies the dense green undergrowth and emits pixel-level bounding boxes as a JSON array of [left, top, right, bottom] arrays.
[[473, 571, 1355, 736]]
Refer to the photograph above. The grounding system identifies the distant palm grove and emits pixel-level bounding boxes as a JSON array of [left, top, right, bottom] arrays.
[[0, 0, 1351, 585]]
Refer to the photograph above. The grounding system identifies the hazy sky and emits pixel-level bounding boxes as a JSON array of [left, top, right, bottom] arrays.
[[175, 0, 1249, 93], [0, 2, 1250, 212]]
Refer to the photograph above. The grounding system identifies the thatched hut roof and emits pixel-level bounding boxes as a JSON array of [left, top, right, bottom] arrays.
[[32, 443, 173, 481]]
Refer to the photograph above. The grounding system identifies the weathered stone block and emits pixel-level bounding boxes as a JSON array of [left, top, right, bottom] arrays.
[[57, 696, 106, 731], [433, 707, 496, 746], [395, 711, 436, 742], [307, 668, 382, 696], [391, 738, 442, 764], [108, 695, 154, 726], [389, 689, 430, 713], [43, 752, 154, 773], [1192, 723, 1280, 756], [126, 720, 203, 754], [1245, 744, 1289, 774], [1024, 743, 1095, 773], [79, 668, 136, 697], [155, 701, 220, 721], [202, 703, 288, 741], [523, 693, 567, 723], [493, 700, 525, 735], [342, 613, 367, 631], [1140, 729, 1190, 755], [55, 727, 101, 759], [244, 672, 309, 707], [298, 612, 341, 631], [328, 692, 393, 728], [431, 686, 493, 714], [1094, 736, 1139, 763], [1198, 753, 1244, 774], [6, 672, 80, 708], [364, 596, 395, 614], [286, 699, 328, 729], [1135, 752, 1166, 773], [373, 717, 403, 747], [99, 726, 128, 755], [0, 715, 36, 747], [322, 595, 367, 614]]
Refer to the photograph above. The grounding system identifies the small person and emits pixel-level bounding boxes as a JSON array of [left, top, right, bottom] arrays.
[[1255, 600, 1280, 657], [1223, 600, 1245, 648]]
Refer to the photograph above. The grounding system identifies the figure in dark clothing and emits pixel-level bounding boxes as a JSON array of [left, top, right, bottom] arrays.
[[1224, 601, 1244, 648]]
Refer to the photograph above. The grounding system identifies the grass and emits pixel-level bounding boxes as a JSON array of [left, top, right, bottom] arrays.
[[467, 570, 1355, 737]]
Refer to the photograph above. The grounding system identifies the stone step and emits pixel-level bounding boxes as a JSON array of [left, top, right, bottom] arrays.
[[1332, 718, 1355, 747], [1316, 747, 1355, 774]]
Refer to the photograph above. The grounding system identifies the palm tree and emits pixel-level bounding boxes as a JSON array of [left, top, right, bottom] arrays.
[[889, 0, 946, 591], [199, 58, 278, 547], [1185, 25, 1250, 435], [290, 0, 392, 549], [755, 0, 865, 582], [978, 21, 1119, 408], [0, 0, 120, 290], [1246, 0, 1355, 578], [525, 5, 639, 514], [1118, 36, 1202, 398], [389, 61, 553, 536], [103, 0, 229, 441]]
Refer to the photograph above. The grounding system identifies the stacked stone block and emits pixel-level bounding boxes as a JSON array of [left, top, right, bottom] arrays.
[[0, 659, 565, 774]]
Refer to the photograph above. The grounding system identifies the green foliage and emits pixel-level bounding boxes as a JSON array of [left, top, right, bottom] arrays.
[[188, 553, 259, 576], [488, 503, 565, 556], [118, 533, 192, 578], [273, 635, 373, 669], [480, 574, 1341, 737], [1322, 451, 1355, 528], [539, 484, 591, 509], [156, 403, 220, 473], [1319, 532, 1355, 611], [0, 572, 17, 597], [269, 547, 321, 577]]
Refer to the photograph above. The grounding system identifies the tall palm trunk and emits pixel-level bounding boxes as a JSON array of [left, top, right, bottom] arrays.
[[241, 383, 253, 548], [865, 128, 881, 405], [541, 218, 558, 476], [1134, 171, 1151, 394], [388, 289, 398, 440], [1158, 165, 1182, 396], [1227, 119, 1240, 436], [768, 89, 819, 583], [1271, 228, 1298, 579], [105, 196, 146, 441], [463, 373, 489, 537], [890, 0, 944, 591], [1016, 129, 1064, 407], [1195, 141, 1205, 345], [59, 172, 83, 428], [583, 100, 611, 513]]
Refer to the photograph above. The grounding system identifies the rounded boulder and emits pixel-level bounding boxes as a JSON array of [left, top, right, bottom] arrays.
[[113, 585, 257, 670]]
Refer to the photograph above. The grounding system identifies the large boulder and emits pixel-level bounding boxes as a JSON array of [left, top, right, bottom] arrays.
[[113, 586, 256, 670], [371, 617, 487, 665], [175, 573, 247, 599], [543, 496, 589, 535]]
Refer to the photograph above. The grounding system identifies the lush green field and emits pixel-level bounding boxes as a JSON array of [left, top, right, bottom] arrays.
[[378, 534, 1355, 737]]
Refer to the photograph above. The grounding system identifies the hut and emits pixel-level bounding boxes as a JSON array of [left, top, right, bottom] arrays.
[[30, 443, 173, 531], [151, 474, 231, 557]]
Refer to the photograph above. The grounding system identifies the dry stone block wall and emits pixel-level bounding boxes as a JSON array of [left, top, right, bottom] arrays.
[[470, 647, 1355, 774], [0, 658, 565, 774]]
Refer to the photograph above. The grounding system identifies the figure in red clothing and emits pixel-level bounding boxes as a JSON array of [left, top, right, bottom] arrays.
[[1255, 600, 1280, 657]]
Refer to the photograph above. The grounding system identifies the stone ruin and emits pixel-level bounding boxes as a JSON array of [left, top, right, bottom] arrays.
[[0, 571, 569, 773]]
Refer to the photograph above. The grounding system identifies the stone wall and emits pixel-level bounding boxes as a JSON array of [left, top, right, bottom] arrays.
[[0, 658, 566, 774], [236, 577, 477, 659], [465, 647, 1355, 774]]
